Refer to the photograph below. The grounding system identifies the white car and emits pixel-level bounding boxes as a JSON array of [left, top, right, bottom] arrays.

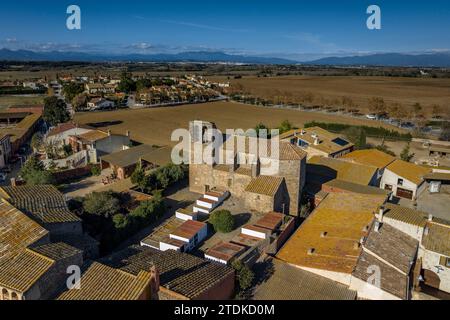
[[366, 114, 377, 120]]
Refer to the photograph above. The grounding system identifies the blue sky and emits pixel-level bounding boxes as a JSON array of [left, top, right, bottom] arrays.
[[1, 0, 449, 60]]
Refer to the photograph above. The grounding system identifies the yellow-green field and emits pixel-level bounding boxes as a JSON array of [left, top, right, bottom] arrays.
[[74, 101, 404, 146]]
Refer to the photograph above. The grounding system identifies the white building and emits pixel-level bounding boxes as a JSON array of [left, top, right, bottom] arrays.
[[380, 159, 431, 200]]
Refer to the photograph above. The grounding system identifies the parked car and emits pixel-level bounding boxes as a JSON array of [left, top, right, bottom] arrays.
[[365, 114, 377, 120]]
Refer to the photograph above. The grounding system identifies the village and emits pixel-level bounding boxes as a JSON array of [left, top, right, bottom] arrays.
[[0, 67, 449, 301]]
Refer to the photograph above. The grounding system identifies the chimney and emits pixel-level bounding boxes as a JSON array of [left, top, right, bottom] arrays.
[[251, 159, 261, 178], [126, 130, 130, 138], [374, 221, 382, 233], [424, 226, 429, 236], [10, 178, 16, 187], [428, 214, 433, 222], [107, 130, 111, 136], [378, 206, 385, 222]]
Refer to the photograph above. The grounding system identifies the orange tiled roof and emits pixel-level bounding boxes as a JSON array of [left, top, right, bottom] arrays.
[[386, 159, 431, 185], [342, 149, 396, 169], [245, 175, 284, 196], [277, 193, 386, 274]]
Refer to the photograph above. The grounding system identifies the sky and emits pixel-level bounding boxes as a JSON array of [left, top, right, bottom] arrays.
[[0, 0, 449, 60]]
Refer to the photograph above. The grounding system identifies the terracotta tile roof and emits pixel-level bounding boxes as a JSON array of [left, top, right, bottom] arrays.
[[254, 212, 284, 231], [386, 160, 431, 185], [101, 144, 156, 168], [58, 262, 153, 300], [76, 130, 109, 143], [0, 185, 81, 224], [308, 156, 378, 186], [363, 223, 418, 274], [205, 241, 246, 263], [424, 172, 450, 181], [253, 259, 357, 300], [341, 149, 396, 169], [277, 193, 386, 274], [104, 246, 235, 299], [222, 136, 306, 161], [141, 216, 184, 248], [323, 179, 389, 196], [280, 127, 354, 155], [0, 249, 54, 292], [47, 123, 77, 137], [353, 251, 409, 299], [171, 220, 206, 240], [0, 199, 49, 262], [30, 242, 82, 261], [422, 223, 450, 256], [245, 175, 284, 196], [383, 204, 428, 227]]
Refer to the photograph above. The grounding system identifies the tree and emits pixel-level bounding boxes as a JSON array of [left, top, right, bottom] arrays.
[[131, 164, 147, 192], [413, 103, 423, 119], [117, 72, 136, 93], [400, 143, 415, 162], [431, 104, 443, 118], [112, 214, 129, 230], [63, 82, 85, 102], [343, 127, 366, 149], [31, 132, 43, 152], [72, 93, 89, 112], [43, 96, 70, 126], [20, 156, 54, 185], [83, 191, 120, 218], [130, 195, 165, 225], [278, 120, 293, 134], [368, 97, 386, 114], [209, 210, 235, 233], [254, 123, 269, 137], [231, 260, 255, 292]]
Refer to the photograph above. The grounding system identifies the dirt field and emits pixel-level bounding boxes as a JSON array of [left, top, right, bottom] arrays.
[[210, 76, 450, 117], [73, 101, 404, 146], [0, 95, 45, 109]]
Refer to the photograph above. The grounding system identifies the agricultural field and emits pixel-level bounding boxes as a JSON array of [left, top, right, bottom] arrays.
[[0, 95, 45, 109], [73, 101, 405, 147], [210, 75, 450, 118]]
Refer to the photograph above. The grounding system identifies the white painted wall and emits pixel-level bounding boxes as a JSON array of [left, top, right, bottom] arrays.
[[418, 247, 450, 293], [241, 227, 266, 239], [381, 169, 419, 198]]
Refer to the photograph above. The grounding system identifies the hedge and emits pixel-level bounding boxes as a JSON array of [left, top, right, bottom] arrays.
[[304, 121, 412, 141]]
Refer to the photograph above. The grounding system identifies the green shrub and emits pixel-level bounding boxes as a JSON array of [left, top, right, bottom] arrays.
[[231, 260, 255, 291], [209, 210, 235, 233], [83, 191, 120, 218], [91, 165, 102, 176]]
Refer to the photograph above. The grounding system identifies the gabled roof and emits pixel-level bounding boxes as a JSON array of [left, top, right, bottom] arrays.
[[308, 156, 378, 186], [58, 262, 153, 300], [47, 123, 77, 137], [253, 259, 357, 300], [171, 220, 206, 240], [101, 144, 156, 168], [0, 248, 54, 293], [245, 175, 284, 196], [323, 179, 389, 196], [104, 246, 235, 300], [277, 193, 386, 274], [0, 185, 81, 224], [0, 199, 49, 262], [422, 223, 450, 256], [280, 127, 354, 155], [75, 130, 110, 143], [363, 223, 418, 274], [386, 160, 431, 185], [383, 204, 428, 227], [341, 149, 396, 169]]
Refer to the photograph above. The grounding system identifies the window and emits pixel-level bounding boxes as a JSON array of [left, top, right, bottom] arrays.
[[441, 256, 450, 268], [397, 178, 404, 186], [297, 139, 309, 148], [11, 292, 19, 300], [1, 288, 9, 300]]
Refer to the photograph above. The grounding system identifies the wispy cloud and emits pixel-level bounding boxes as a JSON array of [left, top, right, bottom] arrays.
[[159, 19, 250, 33]]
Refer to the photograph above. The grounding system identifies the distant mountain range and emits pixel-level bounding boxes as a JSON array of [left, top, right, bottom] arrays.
[[1, 48, 450, 67], [308, 52, 450, 67], [0, 49, 295, 65]]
